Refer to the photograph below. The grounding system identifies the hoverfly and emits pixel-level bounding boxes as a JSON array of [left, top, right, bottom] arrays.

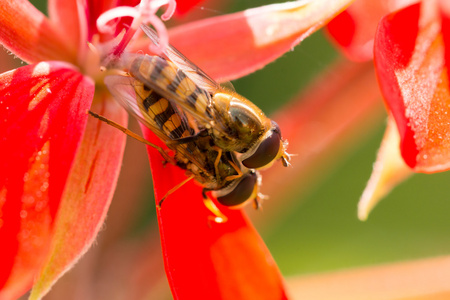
[[97, 74, 261, 222], [95, 26, 289, 221], [124, 25, 291, 170]]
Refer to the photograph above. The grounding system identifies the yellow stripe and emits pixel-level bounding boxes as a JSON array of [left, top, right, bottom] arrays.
[[149, 98, 169, 115], [181, 129, 191, 138], [176, 77, 197, 97], [195, 93, 208, 114], [164, 113, 182, 132], [138, 58, 156, 78]]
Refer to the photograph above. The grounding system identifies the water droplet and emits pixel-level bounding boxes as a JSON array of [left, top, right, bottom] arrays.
[[35, 201, 45, 212], [23, 195, 35, 204], [40, 182, 49, 192], [20, 210, 28, 219]]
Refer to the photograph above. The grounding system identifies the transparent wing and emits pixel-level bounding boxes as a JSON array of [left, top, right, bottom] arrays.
[[124, 54, 217, 128], [104, 74, 193, 144], [141, 24, 220, 94], [104, 74, 213, 172]]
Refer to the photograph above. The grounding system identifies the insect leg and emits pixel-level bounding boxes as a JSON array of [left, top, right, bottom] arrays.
[[211, 146, 223, 182], [157, 174, 195, 208], [88, 110, 176, 165], [223, 158, 244, 182], [202, 189, 228, 224]]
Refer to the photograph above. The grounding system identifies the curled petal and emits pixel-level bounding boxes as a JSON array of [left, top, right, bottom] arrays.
[[29, 98, 127, 300], [139, 127, 287, 299], [0, 62, 93, 299], [132, 0, 353, 81], [0, 0, 77, 64], [326, 0, 419, 61], [358, 116, 413, 220], [375, 2, 450, 172]]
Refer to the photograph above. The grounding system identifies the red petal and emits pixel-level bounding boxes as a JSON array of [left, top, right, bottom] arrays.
[[375, 2, 450, 172], [132, 0, 353, 81], [170, 0, 352, 81], [47, 0, 81, 53], [0, 62, 93, 298], [30, 97, 127, 299], [0, 0, 77, 64], [442, 0, 450, 81], [326, 0, 419, 61], [140, 128, 287, 299], [175, 0, 205, 15]]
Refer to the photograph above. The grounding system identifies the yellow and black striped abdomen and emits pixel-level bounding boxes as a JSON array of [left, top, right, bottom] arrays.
[[135, 83, 193, 141], [130, 55, 213, 121]]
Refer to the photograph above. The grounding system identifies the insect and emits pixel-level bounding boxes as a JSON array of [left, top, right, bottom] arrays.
[[99, 75, 262, 223], [119, 25, 291, 170], [95, 26, 290, 221]]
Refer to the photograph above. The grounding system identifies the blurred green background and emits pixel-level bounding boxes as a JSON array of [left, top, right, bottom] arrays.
[[28, 0, 450, 286]]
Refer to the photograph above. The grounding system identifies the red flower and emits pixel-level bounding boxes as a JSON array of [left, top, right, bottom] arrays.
[[327, 0, 450, 218], [0, 0, 354, 299]]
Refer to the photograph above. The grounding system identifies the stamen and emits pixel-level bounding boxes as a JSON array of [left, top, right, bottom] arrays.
[[96, 0, 176, 58]]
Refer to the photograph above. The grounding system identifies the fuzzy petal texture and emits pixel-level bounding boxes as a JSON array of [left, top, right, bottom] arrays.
[[0, 62, 93, 299], [326, 0, 418, 61], [29, 97, 127, 300], [0, 0, 77, 64], [132, 0, 353, 81], [139, 128, 287, 300], [358, 116, 413, 220], [375, 1, 450, 172]]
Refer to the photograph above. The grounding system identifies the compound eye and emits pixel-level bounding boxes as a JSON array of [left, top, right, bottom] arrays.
[[216, 172, 257, 207], [242, 122, 282, 169]]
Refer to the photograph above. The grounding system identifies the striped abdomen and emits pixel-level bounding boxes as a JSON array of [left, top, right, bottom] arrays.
[[130, 55, 213, 121]]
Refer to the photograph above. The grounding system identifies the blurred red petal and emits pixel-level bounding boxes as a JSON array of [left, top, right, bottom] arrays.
[[170, 0, 352, 81], [140, 128, 287, 299], [0, 62, 93, 299], [30, 98, 127, 299], [287, 255, 450, 299], [253, 60, 384, 226], [326, 0, 418, 61], [0, 0, 77, 64], [175, 0, 204, 15], [375, 2, 450, 172], [442, 0, 450, 81], [132, 0, 353, 81]]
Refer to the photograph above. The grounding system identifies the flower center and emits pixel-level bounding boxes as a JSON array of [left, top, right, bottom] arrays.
[[80, 0, 176, 88]]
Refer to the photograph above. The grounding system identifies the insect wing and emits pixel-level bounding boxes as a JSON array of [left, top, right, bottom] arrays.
[[104, 74, 191, 144], [126, 54, 217, 128], [141, 24, 220, 94]]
